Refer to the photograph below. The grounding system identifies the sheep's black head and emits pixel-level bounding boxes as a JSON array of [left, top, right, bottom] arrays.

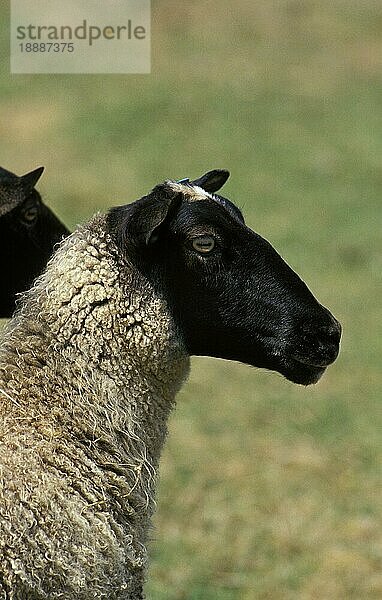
[[0, 166, 69, 317], [108, 170, 341, 385]]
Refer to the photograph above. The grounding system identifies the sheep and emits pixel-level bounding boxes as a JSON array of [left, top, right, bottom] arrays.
[[0, 169, 341, 599], [0, 165, 69, 318]]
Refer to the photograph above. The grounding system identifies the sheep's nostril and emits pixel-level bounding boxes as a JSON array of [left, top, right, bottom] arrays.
[[302, 314, 341, 344], [322, 316, 341, 341], [320, 340, 340, 364], [294, 313, 341, 368]]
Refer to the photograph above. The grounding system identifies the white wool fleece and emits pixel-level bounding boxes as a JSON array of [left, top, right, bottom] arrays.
[[0, 214, 190, 600]]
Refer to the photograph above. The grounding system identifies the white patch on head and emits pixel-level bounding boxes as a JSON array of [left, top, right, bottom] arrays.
[[166, 181, 215, 202]]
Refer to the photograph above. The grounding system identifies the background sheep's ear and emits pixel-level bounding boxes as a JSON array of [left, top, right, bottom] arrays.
[[20, 166, 44, 194], [0, 166, 23, 216], [108, 187, 182, 250], [191, 169, 230, 193], [0, 166, 44, 217]]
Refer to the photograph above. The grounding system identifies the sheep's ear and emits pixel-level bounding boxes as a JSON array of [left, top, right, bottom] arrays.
[[131, 194, 180, 247], [109, 187, 182, 250], [0, 166, 44, 217], [0, 167, 22, 216], [20, 166, 44, 194], [191, 169, 230, 193]]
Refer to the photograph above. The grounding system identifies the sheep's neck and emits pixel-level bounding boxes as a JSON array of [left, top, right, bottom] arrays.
[[0, 219, 190, 523], [53, 331, 189, 471]]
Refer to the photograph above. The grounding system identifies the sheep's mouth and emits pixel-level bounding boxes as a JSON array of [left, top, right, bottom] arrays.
[[278, 355, 326, 386], [265, 345, 327, 385], [267, 335, 339, 386]]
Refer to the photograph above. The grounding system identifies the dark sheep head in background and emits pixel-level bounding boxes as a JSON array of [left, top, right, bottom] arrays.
[[0, 166, 69, 317]]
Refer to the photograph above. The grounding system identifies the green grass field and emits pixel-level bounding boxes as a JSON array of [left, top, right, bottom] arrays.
[[1, 1, 382, 598]]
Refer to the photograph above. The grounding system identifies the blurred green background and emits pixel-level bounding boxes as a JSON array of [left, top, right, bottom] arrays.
[[1, 1, 382, 598]]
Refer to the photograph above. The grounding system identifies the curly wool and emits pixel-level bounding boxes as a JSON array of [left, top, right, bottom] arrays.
[[0, 214, 190, 599]]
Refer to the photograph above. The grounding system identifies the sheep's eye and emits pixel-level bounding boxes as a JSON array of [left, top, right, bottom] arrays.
[[21, 206, 38, 224], [192, 235, 215, 254]]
